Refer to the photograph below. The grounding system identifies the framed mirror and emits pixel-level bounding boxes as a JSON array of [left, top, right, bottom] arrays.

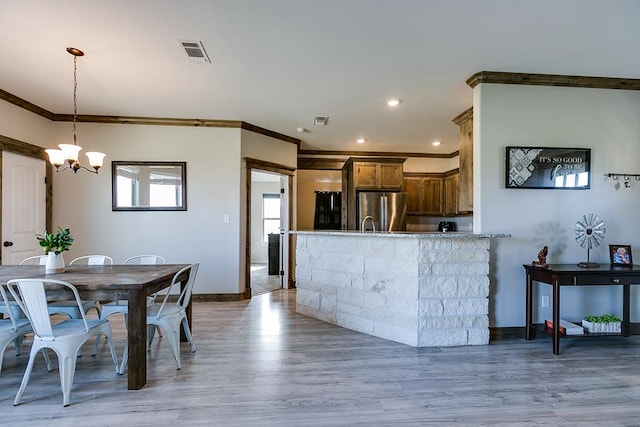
[[112, 161, 187, 211]]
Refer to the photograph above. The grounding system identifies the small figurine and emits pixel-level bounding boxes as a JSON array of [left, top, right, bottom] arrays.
[[532, 246, 549, 268]]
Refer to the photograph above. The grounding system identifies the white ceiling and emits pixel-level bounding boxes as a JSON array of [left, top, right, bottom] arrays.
[[1, 1, 638, 154]]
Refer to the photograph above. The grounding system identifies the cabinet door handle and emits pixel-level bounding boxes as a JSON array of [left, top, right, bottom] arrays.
[[3, 241, 13, 247]]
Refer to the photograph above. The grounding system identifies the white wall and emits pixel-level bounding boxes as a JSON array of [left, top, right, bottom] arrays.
[[475, 84, 640, 326], [50, 122, 243, 294], [0, 101, 52, 145]]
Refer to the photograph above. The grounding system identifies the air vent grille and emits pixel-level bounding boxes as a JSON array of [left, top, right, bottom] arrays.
[[313, 116, 329, 126], [178, 40, 211, 64]]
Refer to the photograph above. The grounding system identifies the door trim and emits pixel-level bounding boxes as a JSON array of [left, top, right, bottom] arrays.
[[244, 157, 295, 298]]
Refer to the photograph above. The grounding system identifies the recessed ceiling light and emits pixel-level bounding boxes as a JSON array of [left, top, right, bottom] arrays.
[[296, 127, 306, 133], [432, 141, 441, 146], [357, 138, 366, 144], [385, 98, 401, 107]]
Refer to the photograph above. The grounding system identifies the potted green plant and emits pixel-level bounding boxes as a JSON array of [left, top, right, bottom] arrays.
[[36, 227, 73, 273]]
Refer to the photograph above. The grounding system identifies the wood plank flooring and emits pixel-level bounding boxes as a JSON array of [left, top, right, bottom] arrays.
[[2, 289, 640, 426]]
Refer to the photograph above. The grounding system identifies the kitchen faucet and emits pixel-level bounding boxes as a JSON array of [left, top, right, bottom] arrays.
[[360, 216, 376, 233]]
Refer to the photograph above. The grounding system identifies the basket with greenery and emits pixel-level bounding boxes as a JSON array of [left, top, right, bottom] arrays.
[[582, 313, 621, 333]]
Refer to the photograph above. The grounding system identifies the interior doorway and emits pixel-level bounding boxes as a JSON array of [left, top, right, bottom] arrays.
[[243, 157, 295, 298], [250, 170, 284, 295]]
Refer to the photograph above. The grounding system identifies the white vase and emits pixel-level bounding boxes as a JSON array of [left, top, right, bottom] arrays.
[[45, 252, 65, 274]]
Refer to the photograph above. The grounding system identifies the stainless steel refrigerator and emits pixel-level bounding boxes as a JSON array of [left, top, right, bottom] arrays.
[[357, 192, 407, 232]]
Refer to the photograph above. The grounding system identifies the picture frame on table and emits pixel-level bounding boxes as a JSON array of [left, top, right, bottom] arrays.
[[505, 147, 591, 189], [609, 244, 632, 266]]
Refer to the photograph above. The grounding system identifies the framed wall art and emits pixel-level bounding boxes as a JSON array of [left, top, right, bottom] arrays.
[[505, 147, 591, 189]]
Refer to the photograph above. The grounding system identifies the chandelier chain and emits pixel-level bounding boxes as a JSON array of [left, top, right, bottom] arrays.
[[72, 54, 78, 145]]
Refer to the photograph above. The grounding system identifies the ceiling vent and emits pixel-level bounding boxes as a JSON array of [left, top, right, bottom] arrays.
[[313, 116, 329, 126], [178, 40, 211, 64]]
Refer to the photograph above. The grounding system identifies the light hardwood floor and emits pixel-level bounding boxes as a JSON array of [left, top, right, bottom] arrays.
[[2, 289, 640, 426]]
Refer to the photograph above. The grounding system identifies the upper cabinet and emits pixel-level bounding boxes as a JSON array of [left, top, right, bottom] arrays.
[[350, 159, 404, 190], [404, 175, 444, 216], [443, 171, 460, 216], [453, 107, 473, 213], [404, 170, 459, 216]]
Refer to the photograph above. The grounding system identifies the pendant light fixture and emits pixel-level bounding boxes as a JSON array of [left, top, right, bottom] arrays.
[[46, 47, 105, 174]]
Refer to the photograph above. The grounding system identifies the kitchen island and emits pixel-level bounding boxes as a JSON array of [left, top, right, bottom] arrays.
[[292, 231, 508, 347]]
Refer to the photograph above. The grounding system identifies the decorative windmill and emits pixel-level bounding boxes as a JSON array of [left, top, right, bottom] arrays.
[[575, 213, 606, 268]]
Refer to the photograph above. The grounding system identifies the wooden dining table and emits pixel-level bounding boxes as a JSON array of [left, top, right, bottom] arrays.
[[0, 263, 191, 390]]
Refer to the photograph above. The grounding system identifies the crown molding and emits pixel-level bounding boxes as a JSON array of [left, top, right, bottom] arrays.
[[0, 88, 299, 145], [298, 149, 458, 159], [467, 71, 640, 90]]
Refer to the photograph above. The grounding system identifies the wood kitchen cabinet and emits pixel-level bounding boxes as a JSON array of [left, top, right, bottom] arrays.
[[342, 157, 407, 229], [444, 171, 459, 216], [404, 169, 460, 216], [352, 160, 404, 190], [404, 175, 443, 216], [453, 107, 473, 213]]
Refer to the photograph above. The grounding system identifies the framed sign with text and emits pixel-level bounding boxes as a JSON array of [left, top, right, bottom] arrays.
[[506, 147, 591, 189]]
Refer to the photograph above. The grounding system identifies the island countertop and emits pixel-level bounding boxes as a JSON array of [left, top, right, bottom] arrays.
[[290, 230, 510, 239]]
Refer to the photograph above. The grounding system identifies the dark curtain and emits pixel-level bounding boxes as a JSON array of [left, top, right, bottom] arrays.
[[313, 191, 341, 230]]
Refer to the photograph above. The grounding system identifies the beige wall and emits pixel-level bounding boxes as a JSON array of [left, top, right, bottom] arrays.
[[296, 170, 342, 231]]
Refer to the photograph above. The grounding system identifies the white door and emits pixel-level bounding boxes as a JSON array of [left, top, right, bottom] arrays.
[[1, 151, 46, 264]]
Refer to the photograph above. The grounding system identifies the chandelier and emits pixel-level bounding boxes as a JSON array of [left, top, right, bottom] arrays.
[[45, 47, 105, 174]]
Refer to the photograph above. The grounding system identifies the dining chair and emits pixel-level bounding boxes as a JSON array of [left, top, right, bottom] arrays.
[[69, 255, 115, 266], [18, 255, 48, 266], [93, 254, 165, 373], [121, 263, 199, 372], [0, 285, 34, 371], [45, 255, 113, 326], [19, 255, 102, 323], [6, 278, 119, 407]]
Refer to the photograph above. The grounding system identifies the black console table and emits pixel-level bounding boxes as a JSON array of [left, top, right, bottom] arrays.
[[523, 264, 640, 354]]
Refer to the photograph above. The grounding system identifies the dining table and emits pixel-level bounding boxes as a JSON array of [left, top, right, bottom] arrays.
[[0, 263, 191, 390]]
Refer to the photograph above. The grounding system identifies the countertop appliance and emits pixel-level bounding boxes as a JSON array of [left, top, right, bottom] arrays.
[[438, 221, 457, 232], [358, 192, 407, 232]]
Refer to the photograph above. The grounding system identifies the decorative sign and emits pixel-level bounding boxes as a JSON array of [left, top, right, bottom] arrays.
[[506, 147, 591, 189]]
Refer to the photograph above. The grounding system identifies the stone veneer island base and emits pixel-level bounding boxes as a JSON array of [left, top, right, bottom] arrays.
[[293, 231, 506, 347]]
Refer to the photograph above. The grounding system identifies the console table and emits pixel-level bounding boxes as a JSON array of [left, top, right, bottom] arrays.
[[523, 264, 640, 354]]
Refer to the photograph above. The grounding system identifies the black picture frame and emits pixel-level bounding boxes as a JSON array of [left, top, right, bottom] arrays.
[[610, 244, 633, 266], [112, 161, 187, 211], [505, 147, 591, 189]]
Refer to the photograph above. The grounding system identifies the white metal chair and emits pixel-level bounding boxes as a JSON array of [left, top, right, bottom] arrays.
[[123, 255, 166, 265], [122, 263, 199, 372], [6, 278, 119, 407], [69, 255, 115, 266], [45, 255, 114, 321], [19, 255, 102, 323], [18, 255, 48, 266], [93, 255, 165, 373], [0, 285, 34, 371]]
